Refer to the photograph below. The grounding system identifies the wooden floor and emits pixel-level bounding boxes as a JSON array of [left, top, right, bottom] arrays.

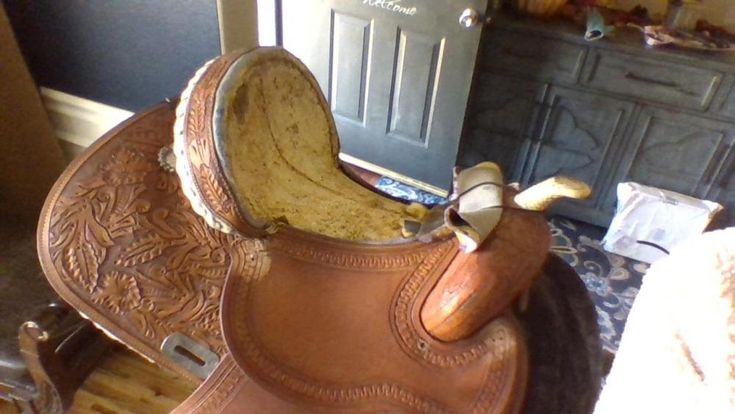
[[2, 347, 195, 414], [343, 163, 381, 186]]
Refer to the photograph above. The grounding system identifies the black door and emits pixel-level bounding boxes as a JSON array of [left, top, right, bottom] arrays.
[[277, 0, 488, 191]]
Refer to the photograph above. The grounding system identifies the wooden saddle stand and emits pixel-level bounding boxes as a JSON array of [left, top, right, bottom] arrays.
[[38, 48, 601, 413]]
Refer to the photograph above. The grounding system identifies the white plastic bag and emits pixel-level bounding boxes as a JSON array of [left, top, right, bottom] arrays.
[[602, 182, 723, 264]]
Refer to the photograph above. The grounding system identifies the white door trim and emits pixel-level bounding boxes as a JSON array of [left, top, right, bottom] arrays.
[[40, 87, 133, 148], [216, 0, 260, 52]]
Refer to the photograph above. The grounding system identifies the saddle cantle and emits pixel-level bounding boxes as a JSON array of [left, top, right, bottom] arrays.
[[37, 46, 595, 413]]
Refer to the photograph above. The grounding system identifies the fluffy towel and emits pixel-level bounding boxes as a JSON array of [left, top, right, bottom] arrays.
[[595, 228, 735, 413]]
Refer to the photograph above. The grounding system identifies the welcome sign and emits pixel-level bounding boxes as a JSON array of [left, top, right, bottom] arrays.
[[362, 0, 418, 16]]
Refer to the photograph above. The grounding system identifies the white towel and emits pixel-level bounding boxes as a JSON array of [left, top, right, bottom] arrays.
[[595, 228, 735, 413]]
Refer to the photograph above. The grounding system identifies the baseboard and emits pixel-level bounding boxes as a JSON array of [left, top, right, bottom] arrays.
[[40, 87, 133, 148], [338, 153, 449, 197]]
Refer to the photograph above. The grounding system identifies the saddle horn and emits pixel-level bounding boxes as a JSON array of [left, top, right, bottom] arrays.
[[421, 176, 591, 342], [514, 176, 592, 212]]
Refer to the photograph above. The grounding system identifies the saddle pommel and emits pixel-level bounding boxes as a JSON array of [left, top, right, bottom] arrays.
[[421, 189, 551, 342], [421, 177, 591, 342]]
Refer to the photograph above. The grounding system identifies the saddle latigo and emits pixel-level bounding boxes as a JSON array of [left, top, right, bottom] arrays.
[[38, 47, 591, 413]]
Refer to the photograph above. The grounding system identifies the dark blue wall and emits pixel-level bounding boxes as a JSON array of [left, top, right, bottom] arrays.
[[3, 0, 221, 111]]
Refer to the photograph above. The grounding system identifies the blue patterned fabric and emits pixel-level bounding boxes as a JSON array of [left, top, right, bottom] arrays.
[[374, 177, 646, 353], [374, 177, 446, 205], [548, 217, 646, 353]]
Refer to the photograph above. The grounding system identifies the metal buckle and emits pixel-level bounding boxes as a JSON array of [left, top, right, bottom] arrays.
[[161, 333, 219, 379]]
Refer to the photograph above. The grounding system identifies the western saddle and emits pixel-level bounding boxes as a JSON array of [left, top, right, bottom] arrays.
[[37, 47, 601, 413]]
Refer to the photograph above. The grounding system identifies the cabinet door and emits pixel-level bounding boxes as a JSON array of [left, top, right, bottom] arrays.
[[523, 87, 635, 225], [605, 107, 735, 213], [279, 0, 488, 191], [708, 149, 735, 225], [457, 73, 545, 181]]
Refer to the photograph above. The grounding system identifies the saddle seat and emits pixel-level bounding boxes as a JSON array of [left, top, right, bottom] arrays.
[[37, 47, 593, 413]]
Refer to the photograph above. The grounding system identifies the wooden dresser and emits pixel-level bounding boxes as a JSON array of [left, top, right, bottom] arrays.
[[458, 15, 735, 226]]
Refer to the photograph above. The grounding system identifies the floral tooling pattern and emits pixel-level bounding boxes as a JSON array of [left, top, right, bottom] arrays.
[[44, 110, 257, 361]]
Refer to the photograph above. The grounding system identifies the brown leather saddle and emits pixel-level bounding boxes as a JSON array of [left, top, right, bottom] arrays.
[[38, 48, 597, 413]]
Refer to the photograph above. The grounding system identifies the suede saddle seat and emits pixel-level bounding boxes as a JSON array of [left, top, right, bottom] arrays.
[[37, 47, 595, 413]]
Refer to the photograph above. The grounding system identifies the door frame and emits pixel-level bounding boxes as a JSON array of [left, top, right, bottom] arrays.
[[216, 0, 448, 196], [216, 0, 260, 52]]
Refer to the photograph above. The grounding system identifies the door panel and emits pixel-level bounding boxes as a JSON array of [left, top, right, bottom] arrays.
[[388, 29, 441, 144], [280, 0, 488, 190], [330, 13, 371, 122]]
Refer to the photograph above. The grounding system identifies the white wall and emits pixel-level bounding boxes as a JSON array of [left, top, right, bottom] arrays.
[[608, 0, 735, 30]]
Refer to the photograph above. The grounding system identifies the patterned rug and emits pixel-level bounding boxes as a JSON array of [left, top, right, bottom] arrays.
[[375, 177, 646, 353]]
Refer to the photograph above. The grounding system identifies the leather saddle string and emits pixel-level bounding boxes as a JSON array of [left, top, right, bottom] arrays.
[[408, 181, 543, 240]]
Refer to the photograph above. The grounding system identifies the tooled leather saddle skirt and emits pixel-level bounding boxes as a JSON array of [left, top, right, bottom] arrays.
[[38, 48, 600, 413]]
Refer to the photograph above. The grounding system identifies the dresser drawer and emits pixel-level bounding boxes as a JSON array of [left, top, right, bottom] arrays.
[[482, 29, 587, 84], [584, 50, 722, 110]]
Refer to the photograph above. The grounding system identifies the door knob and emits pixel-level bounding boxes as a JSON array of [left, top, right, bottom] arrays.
[[458, 8, 481, 28]]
